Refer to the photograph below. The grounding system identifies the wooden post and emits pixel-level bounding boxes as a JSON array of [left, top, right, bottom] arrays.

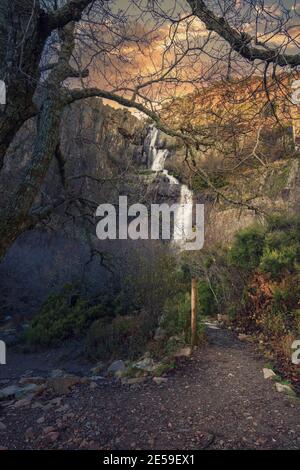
[[191, 278, 198, 348]]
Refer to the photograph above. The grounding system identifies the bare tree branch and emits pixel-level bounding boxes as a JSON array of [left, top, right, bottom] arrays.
[[45, 0, 95, 32], [187, 0, 300, 67]]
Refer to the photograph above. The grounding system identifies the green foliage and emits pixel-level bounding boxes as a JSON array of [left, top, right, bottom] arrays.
[[198, 281, 217, 316], [259, 245, 298, 279], [163, 335, 186, 355], [294, 309, 300, 334], [271, 284, 300, 317], [229, 225, 266, 271], [267, 213, 300, 233], [162, 291, 204, 344], [25, 284, 105, 346], [259, 214, 300, 279], [195, 215, 299, 327], [227, 303, 238, 321], [118, 247, 186, 322], [192, 173, 227, 192], [153, 359, 176, 377], [162, 292, 191, 339], [86, 314, 150, 360]]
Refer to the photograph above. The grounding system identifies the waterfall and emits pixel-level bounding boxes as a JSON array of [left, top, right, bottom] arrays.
[[147, 125, 194, 244], [148, 126, 169, 172]]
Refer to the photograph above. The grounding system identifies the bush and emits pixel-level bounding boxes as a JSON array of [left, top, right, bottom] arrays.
[[258, 215, 300, 279], [25, 284, 105, 346], [259, 245, 298, 279], [162, 293, 191, 339], [229, 225, 266, 271], [192, 173, 227, 192], [162, 292, 204, 344], [267, 213, 300, 233], [198, 281, 217, 316], [116, 245, 186, 322], [86, 314, 151, 360], [294, 309, 300, 335]]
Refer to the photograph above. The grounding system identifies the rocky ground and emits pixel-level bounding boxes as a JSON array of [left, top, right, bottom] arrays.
[[0, 326, 299, 450]]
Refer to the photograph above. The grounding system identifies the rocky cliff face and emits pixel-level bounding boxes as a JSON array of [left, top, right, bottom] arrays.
[[204, 158, 300, 246], [0, 99, 147, 315]]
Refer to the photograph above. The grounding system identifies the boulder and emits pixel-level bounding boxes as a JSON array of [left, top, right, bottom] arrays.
[[238, 333, 249, 341], [47, 376, 81, 395], [133, 357, 156, 372], [0, 385, 20, 400], [89, 375, 105, 381], [107, 360, 126, 374], [90, 362, 105, 375], [153, 377, 168, 385], [217, 314, 229, 324], [115, 369, 126, 379], [50, 369, 66, 378], [263, 368, 276, 380], [15, 383, 39, 399], [275, 382, 295, 395], [173, 347, 192, 358], [13, 397, 34, 408], [121, 377, 147, 385]]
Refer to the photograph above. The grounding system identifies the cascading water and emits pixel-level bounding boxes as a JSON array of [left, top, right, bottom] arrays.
[[149, 126, 169, 172], [147, 125, 194, 244]]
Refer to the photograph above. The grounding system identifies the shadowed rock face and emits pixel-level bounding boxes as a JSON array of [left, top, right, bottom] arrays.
[[0, 230, 112, 315], [0, 99, 146, 316]]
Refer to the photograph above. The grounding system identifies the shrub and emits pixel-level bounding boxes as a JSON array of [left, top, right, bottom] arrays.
[[25, 284, 105, 346], [162, 292, 191, 340], [261, 310, 287, 338], [191, 173, 227, 192], [259, 245, 298, 279], [162, 292, 204, 344], [198, 281, 217, 316], [227, 303, 238, 321], [229, 226, 266, 271], [258, 215, 300, 279], [117, 245, 186, 323], [294, 309, 300, 334], [267, 213, 300, 233], [153, 359, 176, 377], [86, 314, 150, 360]]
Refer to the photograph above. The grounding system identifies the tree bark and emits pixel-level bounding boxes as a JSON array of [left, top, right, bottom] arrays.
[[0, 96, 63, 259], [0, 0, 47, 168], [0, 0, 94, 169], [0, 22, 78, 259]]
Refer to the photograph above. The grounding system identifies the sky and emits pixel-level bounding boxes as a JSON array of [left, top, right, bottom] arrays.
[[78, 0, 300, 110]]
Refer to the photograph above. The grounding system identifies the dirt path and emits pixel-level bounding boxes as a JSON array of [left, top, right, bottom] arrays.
[[0, 327, 299, 450]]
